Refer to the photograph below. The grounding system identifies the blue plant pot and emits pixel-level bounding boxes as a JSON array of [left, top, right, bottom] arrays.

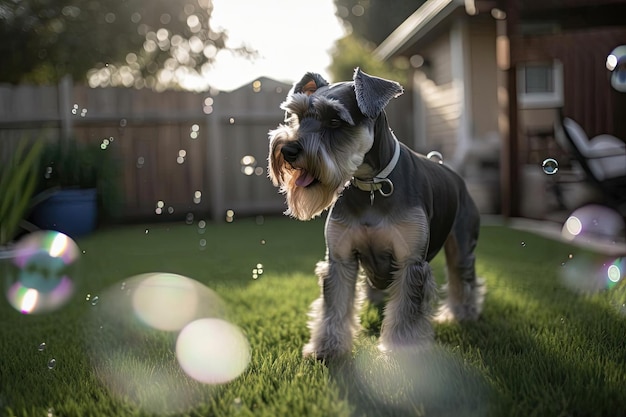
[[30, 188, 98, 239]]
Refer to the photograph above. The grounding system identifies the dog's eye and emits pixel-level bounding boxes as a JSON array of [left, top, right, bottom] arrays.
[[328, 119, 342, 129]]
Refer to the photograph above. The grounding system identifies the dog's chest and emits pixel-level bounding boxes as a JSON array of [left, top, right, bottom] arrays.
[[328, 208, 429, 288]]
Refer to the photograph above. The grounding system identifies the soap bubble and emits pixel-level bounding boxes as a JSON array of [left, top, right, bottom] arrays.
[[87, 273, 250, 414], [561, 205, 625, 242], [542, 158, 558, 175], [3, 231, 79, 314], [346, 345, 489, 415], [176, 318, 250, 384], [559, 255, 624, 293]]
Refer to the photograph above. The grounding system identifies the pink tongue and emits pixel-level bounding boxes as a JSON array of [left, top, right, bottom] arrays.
[[295, 170, 316, 187]]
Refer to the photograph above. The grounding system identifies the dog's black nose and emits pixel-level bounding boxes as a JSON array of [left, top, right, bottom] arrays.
[[281, 143, 301, 163]]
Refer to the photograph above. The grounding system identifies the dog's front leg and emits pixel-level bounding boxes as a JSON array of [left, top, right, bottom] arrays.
[[303, 255, 361, 360], [379, 260, 437, 352]]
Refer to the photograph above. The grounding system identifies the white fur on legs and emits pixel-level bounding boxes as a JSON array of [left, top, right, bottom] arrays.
[[435, 236, 485, 322], [378, 261, 437, 353], [303, 259, 363, 359], [435, 277, 486, 322]]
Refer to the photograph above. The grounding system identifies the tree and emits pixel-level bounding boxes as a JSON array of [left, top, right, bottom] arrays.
[[328, 34, 409, 84], [334, 0, 426, 45], [0, 0, 254, 90], [328, 0, 424, 84]]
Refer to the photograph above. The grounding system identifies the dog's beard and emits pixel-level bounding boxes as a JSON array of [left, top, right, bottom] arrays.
[[268, 125, 371, 220]]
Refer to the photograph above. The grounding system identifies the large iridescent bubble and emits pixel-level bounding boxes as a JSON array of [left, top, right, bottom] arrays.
[[3, 231, 79, 314], [87, 273, 250, 414]]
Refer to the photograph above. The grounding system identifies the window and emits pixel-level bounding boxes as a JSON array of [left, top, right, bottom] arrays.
[[517, 60, 563, 108]]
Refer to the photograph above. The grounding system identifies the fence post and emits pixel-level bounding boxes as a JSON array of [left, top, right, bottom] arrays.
[[207, 103, 224, 222], [58, 75, 73, 141]]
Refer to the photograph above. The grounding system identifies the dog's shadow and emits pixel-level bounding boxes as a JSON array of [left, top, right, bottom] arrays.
[[327, 301, 490, 417]]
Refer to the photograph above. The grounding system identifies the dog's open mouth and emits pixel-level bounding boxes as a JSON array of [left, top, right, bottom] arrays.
[[295, 169, 319, 188]]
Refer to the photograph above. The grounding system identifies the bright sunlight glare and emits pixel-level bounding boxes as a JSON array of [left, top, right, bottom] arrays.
[[199, 0, 345, 90]]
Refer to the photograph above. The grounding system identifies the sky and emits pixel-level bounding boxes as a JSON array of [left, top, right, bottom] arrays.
[[201, 0, 346, 91]]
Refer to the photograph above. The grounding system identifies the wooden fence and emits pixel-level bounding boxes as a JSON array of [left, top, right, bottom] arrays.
[[0, 77, 412, 223]]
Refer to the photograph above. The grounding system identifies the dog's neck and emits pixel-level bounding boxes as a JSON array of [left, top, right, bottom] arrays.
[[353, 112, 399, 181]]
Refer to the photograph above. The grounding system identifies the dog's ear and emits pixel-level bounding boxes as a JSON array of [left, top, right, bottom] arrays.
[[353, 68, 403, 118], [291, 72, 329, 96]]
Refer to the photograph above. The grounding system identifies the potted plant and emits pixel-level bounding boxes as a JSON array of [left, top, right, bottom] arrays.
[[29, 136, 120, 239]]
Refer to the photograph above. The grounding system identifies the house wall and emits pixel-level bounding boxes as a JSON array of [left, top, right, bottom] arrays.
[[468, 18, 499, 142], [411, 17, 501, 213], [415, 32, 461, 159]]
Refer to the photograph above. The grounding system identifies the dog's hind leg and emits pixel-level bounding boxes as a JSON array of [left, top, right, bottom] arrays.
[[303, 257, 362, 360], [436, 208, 485, 322], [378, 260, 437, 352]]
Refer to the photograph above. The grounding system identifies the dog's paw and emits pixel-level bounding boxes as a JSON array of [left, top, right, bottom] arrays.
[[434, 302, 480, 322], [435, 278, 486, 323], [377, 338, 432, 355], [302, 343, 350, 362]]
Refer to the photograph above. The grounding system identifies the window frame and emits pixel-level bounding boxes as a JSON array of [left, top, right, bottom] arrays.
[[517, 60, 564, 109]]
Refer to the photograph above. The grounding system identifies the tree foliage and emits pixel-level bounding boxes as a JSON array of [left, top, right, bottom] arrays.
[[334, 0, 425, 45], [0, 0, 253, 90], [328, 34, 409, 85], [329, 0, 424, 85]]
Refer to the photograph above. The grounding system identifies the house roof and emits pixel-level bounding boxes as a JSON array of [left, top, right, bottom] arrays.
[[374, 0, 469, 60]]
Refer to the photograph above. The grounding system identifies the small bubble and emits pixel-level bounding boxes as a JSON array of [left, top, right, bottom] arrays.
[[145, 229, 149, 234], [120, 282, 126, 290], [608, 265, 621, 283], [185, 213, 194, 225], [199, 239, 207, 249], [233, 397, 243, 409], [38, 342, 46, 352], [167, 206, 174, 214], [542, 158, 559, 175], [260, 239, 266, 245], [91, 296, 99, 306], [47, 407, 55, 417], [119, 118, 127, 127], [47, 358, 56, 369], [229, 117, 235, 124]]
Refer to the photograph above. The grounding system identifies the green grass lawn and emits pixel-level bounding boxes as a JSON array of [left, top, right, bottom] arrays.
[[1, 216, 625, 417]]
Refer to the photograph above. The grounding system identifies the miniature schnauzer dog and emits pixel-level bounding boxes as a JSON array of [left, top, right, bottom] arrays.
[[268, 68, 484, 359]]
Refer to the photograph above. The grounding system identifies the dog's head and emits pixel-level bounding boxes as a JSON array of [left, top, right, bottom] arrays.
[[268, 68, 403, 220]]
